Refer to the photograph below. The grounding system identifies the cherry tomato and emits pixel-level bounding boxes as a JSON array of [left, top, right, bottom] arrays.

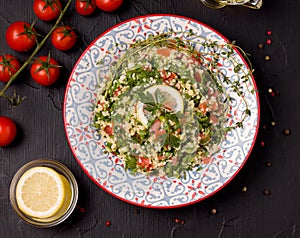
[[51, 26, 77, 51], [30, 55, 61, 86], [76, 0, 96, 15], [0, 55, 20, 83], [95, 0, 123, 12], [6, 21, 36, 52], [0, 116, 17, 147], [33, 0, 62, 21]]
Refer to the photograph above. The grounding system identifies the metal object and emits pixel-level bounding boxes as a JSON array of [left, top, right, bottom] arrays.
[[200, 0, 262, 9]]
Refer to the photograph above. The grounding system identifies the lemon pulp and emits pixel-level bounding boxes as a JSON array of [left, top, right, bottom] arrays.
[[15, 166, 69, 219], [137, 85, 184, 126]]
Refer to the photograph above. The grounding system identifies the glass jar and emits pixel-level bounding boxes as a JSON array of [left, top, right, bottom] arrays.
[[9, 159, 78, 228]]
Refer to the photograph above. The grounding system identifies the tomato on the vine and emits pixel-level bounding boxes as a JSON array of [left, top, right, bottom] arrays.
[[33, 0, 62, 21], [76, 0, 96, 16], [30, 55, 61, 86], [0, 116, 17, 147], [51, 26, 77, 51], [0, 55, 21, 83], [6, 21, 36, 52], [95, 0, 123, 12]]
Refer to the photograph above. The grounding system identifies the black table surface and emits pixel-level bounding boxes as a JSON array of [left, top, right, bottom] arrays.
[[1, 1, 299, 237]]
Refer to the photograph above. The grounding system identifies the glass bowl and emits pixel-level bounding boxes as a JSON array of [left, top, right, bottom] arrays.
[[9, 159, 78, 228]]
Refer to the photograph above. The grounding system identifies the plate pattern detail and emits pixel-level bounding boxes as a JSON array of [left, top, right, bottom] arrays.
[[64, 15, 259, 208]]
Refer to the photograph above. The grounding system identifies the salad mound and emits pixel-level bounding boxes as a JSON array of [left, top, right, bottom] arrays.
[[94, 43, 229, 178]]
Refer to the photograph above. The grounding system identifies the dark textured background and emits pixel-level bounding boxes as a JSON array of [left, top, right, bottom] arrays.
[[1, 0, 299, 237]]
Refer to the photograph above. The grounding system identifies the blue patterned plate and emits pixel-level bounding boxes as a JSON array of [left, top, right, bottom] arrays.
[[63, 14, 259, 208]]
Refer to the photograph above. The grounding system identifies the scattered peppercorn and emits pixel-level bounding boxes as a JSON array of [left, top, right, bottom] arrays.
[[258, 43, 264, 49], [242, 186, 247, 192], [264, 189, 271, 195], [211, 208, 217, 215], [283, 129, 291, 135], [264, 55, 271, 61], [271, 121, 276, 126], [263, 124, 267, 130], [263, 189, 271, 196], [76, 205, 86, 213], [266, 161, 272, 167], [266, 39, 272, 45], [174, 218, 185, 224], [268, 89, 275, 97], [268, 88, 276, 97], [79, 207, 86, 213], [105, 220, 111, 227]]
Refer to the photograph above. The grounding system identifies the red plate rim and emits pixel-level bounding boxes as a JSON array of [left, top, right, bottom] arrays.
[[63, 14, 260, 209]]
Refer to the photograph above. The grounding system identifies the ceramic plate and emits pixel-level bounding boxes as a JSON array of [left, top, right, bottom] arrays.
[[63, 14, 259, 208]]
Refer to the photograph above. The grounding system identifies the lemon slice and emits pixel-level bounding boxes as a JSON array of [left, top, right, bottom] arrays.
[[137, 85, 184, 126], [16, 166, 65, 219]]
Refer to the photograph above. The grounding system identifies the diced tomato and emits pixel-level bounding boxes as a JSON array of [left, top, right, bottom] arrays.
[[157, 48, 171, 57], [195, 71, 202, 82], [202, 156, 211, 164], [104, 125, 113, 135], [137, 156, 152, 170], [159, 70, 177, 84], [150, 119, 161, 132], [199, 102, 208, 113], [163, 104, 173, 111], [199, 133, 206, 140], [114, 86, 121, 96], [210, 114, 218, 124], [155, 128, 166, 138], [150, 119, 166, 139], [167, 72, 177, 80], [159, 70, 167, 79], [210, 102, 219, 111], [97, 101, 106, 110], [158, 155, 165, 161]]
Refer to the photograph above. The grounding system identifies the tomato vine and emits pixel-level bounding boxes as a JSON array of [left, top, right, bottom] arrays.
[[0, 0, 72, 106]]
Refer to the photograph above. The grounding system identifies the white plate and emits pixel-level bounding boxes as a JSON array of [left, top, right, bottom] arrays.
[[63, 14, 260, 208]]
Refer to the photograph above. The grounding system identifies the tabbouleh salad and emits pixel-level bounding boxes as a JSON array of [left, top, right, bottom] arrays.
[[93, 40, 229, 178]]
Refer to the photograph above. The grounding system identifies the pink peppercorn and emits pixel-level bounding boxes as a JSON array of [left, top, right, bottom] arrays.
[[175, 218, 181, 223], [266, 39, 272, 45], [105, 220, 111, 227], [79, 207, 86, 213]]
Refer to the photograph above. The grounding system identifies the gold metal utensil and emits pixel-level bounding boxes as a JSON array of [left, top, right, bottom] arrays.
[[200, 0, 262, 9]]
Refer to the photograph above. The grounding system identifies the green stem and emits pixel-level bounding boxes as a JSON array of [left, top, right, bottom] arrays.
[[0, 0, 72, 98], [101, 29, 255, 131]]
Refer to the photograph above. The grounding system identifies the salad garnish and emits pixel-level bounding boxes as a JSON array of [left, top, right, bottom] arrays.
[[93, 29, 255, 178]]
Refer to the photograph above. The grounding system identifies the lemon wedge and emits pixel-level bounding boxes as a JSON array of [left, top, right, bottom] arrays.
[[16, 166, 66, 219], [137, 85, 184, 126]]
